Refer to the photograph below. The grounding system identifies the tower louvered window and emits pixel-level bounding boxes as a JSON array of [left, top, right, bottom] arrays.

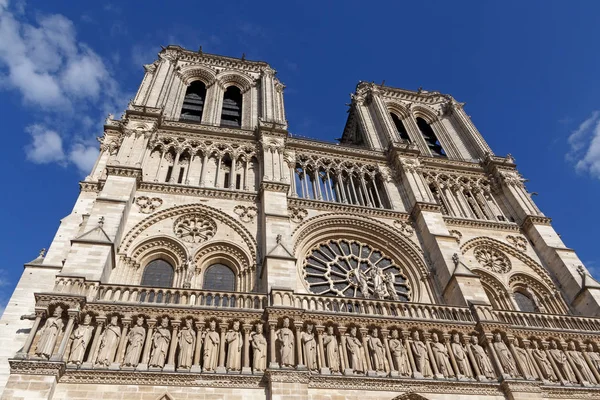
[[180, 81, 206, 122], [391, 113, 411, 142], [220, 86, 242, 127], [416, 117, 446, 157]]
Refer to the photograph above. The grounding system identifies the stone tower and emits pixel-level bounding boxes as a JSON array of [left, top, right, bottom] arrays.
[[1, 45, 600, 400]]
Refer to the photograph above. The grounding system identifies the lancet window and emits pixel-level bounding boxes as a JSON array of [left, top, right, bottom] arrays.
[[390, 113, 411, 142], [179, 81, 207, 122], [416, 117, 445, 157], [291, 156, 389, 209], [220, 86, 242, 127], [140, 259, 174, 288], [424, 171, 508, 222]]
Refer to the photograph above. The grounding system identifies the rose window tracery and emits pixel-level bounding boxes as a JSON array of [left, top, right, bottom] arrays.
[[302, 239, 411, 301], [474, 246, 511, 273], [173, 214, 216, 243]]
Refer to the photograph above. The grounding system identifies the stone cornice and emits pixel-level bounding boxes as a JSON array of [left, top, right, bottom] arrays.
[[288, 198, 410, 221], [287, 137, 386, 161], [160, 120, 255, 140], [419, 156, 485, 173], [521, 215, 553, 231], [138, 182, 258, 202], [164, 45, 270, 73], [444, 217, 521, 232], [410, 202, 442, 220], [260, 181, 290, 193], [9, 359, 65, 377], [105, 165, 143, 185], [79, 180, 104, 193]]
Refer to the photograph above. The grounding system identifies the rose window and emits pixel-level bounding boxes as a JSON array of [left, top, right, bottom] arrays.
[[173, 214, 216, 243], [302, 239, 411, 301], [474, 246, 511, 273]]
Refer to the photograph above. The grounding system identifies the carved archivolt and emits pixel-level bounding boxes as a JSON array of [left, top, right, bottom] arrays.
[[128, 236, 188, 270], [178, 65, 217, 86], [217, 71, 254, 93], [293, 213, 430, 302], [193, 241, 254, 292]]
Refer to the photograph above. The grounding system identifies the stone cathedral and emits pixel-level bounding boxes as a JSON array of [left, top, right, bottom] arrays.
[[1, 45, 600, 400]]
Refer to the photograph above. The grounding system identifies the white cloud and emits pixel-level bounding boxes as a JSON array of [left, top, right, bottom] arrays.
[[69, 143, 98, 174], [567, 111, 600, 178], [24, 124, 65, 164]]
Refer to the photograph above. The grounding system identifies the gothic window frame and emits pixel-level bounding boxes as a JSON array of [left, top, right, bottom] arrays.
[[219, 84, 243, 128], [179, 80, 207, 123], [140, 259, 175, 288], [202, 262, 237, 292]]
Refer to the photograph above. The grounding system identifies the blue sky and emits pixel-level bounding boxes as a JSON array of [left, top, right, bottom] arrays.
[[1, 0, 600, 313]]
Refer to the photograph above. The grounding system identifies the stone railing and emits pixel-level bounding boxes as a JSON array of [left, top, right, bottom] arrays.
[[488, 308, 600, 333], [95, 283, 268, 310], [272, 290, 474, 323], [53, 276, 99, 299]]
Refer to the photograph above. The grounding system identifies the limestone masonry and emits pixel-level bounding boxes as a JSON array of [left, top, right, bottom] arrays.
[[1, 45, 600, 400]]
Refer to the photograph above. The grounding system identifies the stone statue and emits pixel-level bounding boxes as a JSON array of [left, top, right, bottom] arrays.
[[203, 320, 220, 371], [566, 341, 595, 383], [276, 317, 295, 367], [183, 256, 195, 289], [410, 331, 433, 377], [431, 333, 454, 378], [369, 268, 389, 299], [225, 321, 243, 371], [301, 323, 318, 372], [384, 271, 399, 300], [548, 340, 576, 383], [352, 267, 370, 299], [346, 327, 364, 373], [469, 335, 495, 379], [512, 338, 536, 380], [123, 316, 145, 367], [251, 324, 267, 372], [323, 325, 340, 373], [35, 306, 64, 359], [388, 330, 410, 376], [68, 314, 94, 365], [450, 333, 471, 378], [96, 315, 121, 367], [367, 328, 386, 372], [492, 333, 519, 377], [530, 341, 557, 381], [586, 343, 600, 373], [178, 318, 195, 369], [149, 317, 171, 368]]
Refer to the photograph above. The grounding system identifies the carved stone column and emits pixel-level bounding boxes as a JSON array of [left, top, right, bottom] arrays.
[[316, 326, 329, 374], [338, 326, 350, 375], [466, 340, 483, 381], [242, 324, 252, 374], [216, 322, 228, 373], [268, 321, 278, 368], [112, 318, 131, 368], [359, 328, 373, 373], [82, 316, 105, 368], [484, 333, 508, 380], [137, 319, 156, 371], [190, 321, 204, 373], [381, 329, 396, 377], [582, 348, 600, 384], [15, 311, 44, 359], [403, 330, 419, 379], [164, 320, 180, 372], [424, 332, 443, 379], [294, 321, 305, 369], [523, 339, 544, 382], [51, 311, 78, 362], [542, 340, 566, 385], [507, 334, 527, 380], [444, 334, 460, 381], [561, 340, 584, 386]]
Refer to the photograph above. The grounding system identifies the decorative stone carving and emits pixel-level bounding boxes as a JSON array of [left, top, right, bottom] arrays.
[[177, 318, 195, 370], [431, 333, 454, 378], [251, 323, 267, 373], [410, 331, 433, 378], [288, 207, 308, 223], [303, 239, 410, 300], [506, 235, 527, 252], [388, 330, 410, 376], [96, 315, 121, 367], [233, 205, 258, 223], [531, 341, 557, 381], [367, 328, 386, 372], [548, 340, 576, 383], [512, 338, 536, 380], [68, 314, 94, 366], [346, 327, 364, 374], [202, 320, 220, 372], [450, 333, 471, 379], [393, 220, 414, 237], [586, 343, 600, 373], [276, 317, 295, 367], [173, 214, 216, 243], [35, 306, 64, 359], [323, 325, 340, 373], [123, 316, 145, 368], [492, 333, 519, 378], [301, 323, 318, 372], [149, 318, 171, 369], [225, 321, 242, 372], [474, 247, 511, 274], [449, 230, 462, 244], [566, 341, 595, 384], [469, 335, 495, 379], [135, 196, 163, 214]]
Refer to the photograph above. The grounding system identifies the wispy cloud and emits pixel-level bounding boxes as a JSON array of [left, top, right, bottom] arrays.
[[566, 111, 600, 178]]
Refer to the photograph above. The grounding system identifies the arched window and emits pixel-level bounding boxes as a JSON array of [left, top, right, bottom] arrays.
[[203, 263, 236, 291], [390, 113, 410, 142], [220, 86, 242, 127], [140, 259, 174, 288], [514, 291, 537, 313], [416, 117, 446, 157], [180, 81, 207, 122]]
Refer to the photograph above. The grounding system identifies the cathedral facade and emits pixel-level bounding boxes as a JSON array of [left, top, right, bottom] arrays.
[[1, 45, 600, 400]]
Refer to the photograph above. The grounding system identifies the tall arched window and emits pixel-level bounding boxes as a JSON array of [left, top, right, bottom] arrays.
[[220, 86, 242, 127], [390, 113, 410, 142], [416, 117, 446, 157], [140, 259, 174, 288], [180, 81, 207, 122], [514, 291, 537, 313], [203, 263, 236, 291]]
